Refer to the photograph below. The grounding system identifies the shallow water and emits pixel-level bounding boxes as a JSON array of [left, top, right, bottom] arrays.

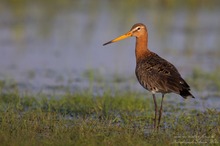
[[0, 1, 220, 110]]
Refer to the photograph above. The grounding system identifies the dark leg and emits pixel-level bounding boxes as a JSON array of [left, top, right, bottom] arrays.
[[157, 94, 164, 129], [153, 94, 158, 129]]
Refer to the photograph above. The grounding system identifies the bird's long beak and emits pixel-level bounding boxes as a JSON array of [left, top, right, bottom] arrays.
[[103, 31, 132, 46]]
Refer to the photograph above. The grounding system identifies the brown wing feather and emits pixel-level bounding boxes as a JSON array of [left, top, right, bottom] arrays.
[[135, 52, 193, 98]]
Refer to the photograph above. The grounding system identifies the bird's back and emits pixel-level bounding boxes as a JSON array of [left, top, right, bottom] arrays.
[[135, 52, 194, 98]]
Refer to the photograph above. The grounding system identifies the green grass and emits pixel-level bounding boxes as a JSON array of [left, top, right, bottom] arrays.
[[0, 89, 219, 146], [190, 67, 220, 91]]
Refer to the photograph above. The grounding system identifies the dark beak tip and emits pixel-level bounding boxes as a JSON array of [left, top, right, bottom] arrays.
[[103, 40, 113, 46]]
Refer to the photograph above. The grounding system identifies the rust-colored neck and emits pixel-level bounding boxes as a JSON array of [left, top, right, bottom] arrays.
[[135, 32, 150, 61]]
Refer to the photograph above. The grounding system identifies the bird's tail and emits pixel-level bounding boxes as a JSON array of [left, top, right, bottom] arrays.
[[180, 89, 195, 99]]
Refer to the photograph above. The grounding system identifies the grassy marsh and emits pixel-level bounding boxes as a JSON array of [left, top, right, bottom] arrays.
[[0, 87, 219, 145]]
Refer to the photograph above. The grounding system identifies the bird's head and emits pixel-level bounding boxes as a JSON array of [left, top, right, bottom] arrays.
[[103, 23, 147, 46]]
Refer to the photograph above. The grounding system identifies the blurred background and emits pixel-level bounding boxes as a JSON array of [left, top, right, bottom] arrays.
[[0, 0, 220, 95]]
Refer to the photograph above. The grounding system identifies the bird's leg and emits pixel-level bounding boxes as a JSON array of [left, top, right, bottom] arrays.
[[152, 94, 158, 129], [157, 94, 164, 130]]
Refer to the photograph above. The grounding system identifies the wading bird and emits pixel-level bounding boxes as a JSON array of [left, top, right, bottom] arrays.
[[103, 23, 195, 130]]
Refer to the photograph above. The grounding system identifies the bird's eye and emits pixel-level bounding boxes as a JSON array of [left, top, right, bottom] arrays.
[[137, 27, 140, 31]]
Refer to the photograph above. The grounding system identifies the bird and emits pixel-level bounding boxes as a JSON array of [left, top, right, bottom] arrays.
[[103, 23, 195, 130]]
